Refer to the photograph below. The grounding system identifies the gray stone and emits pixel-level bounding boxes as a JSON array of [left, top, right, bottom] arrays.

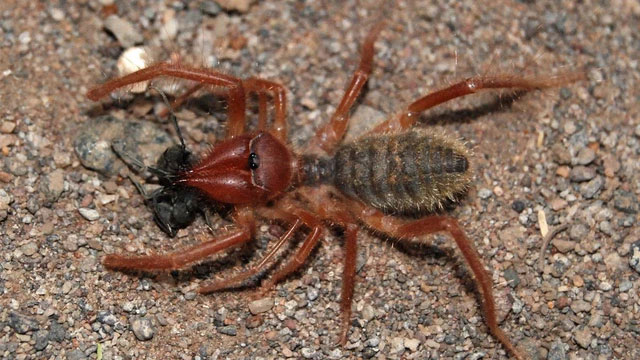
[[130, 317, 154, 341], [8, 312, 39, 334], [630, 240, 640, 274], [569, 166, 596, 182]]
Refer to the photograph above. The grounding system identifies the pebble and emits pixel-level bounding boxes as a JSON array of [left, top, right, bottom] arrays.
[[66, 349, 86, 360], [33, 330, 48, 351], [570, 299, 591, 313], [200, 1, 222, 15], [97, 311, 117, 326], [40, 169, 65, 205], [0, 120, 16, 133], [216, 0, 254, 13], [390, 337, 405, 354], [103, 15, 143, 47], [404, 338, 420, 352], [630, 240, 640, 274], [248, 297, 273, 314], [130, 317, 154, 341], [63, 237, 78, 252], [49, 8, 64, 21], [613, 190, 638, 214], [300, 347, 316, 358], [548, 340, 568, 360], [9, 312, 39, 334], [78, 208, 100, 221], [574, 147, 596, 165], [0, 189, 12, 211], [306, 287, 319, 301], [20, 242, 38, 256], [503, 268, 520, 288], [553, 239, 575, 253], [218, 325, 237, 336], [580, 176, 604, 198], [573, 327, 592, 349], [569, 166, 596, 182], [478, 188, 492, 199], [47, 321, 66, 342]]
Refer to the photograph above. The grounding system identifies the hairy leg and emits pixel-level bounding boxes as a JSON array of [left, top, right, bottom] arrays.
[[103, 207, 255, 271], [87, 62, 248, 138], [198, 218, 302, 293], [308, 22, 385, 153], [354, 204, 523, 359], [372, 72, 584, 134], [243, 77, 288, 141], [257, 206, 324, 293]]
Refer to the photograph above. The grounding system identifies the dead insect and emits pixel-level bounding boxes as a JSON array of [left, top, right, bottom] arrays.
[[87, 22, 581, 359]]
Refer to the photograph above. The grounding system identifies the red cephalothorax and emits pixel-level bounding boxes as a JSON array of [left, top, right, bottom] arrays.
[[176, 132, 294, 204], [88, 21, 582, 359]]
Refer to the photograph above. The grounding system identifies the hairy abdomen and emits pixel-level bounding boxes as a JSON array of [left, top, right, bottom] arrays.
[[302, 130, 472, 214]]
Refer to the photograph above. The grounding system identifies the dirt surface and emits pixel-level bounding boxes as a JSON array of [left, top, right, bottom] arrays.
[[1, 0, 639, 359]]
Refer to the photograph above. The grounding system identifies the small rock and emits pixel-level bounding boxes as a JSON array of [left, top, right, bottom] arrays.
[[390, 337, 405, 354], [33, 330, 48, 351], [104, 15, 143, 47], [66, 349, 86, 360], [569, 166, 596, 182], [569, 223, 589, 241], [300, 347, 316, 358], [570, 299, 591, 313], [78, 208, 100, 221], [404, 338, 420, 352], [478, 188, 492, 199], [548, 340, 568, 360], [306, 287, 319, 301], [48, 320, 66, 342], [613, 190, 638, 214], [553, 239, 575, 253], [551, 198, 568, 211], [503, 267, 520, 288], [630, 240, 640, 274], [580, 176, 603, 199], [216, 0, 255, 13], [598, 281, 612, 291], [574, 147, 596, 165], [619, 280, 632, 292], [0, 189, 12, 211], [248, 297, 273, 314], [21, 242, 38, 256], [511, 200, 525, 213], [218, 325, 237, 336], [573, 327, 592, 349], [0, 120, 16, 133], [200, 1, 222, 15], [49, 8, 64, 21], [551, 143, 571, 165], [130, 317, 154, 341], [97, 311, 117, 326], [9, 312, 39, 334], [40, 169, 65, 205]]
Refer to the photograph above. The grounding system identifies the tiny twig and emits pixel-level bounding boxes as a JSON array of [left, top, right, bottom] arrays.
[[537, 224, 569, 271]]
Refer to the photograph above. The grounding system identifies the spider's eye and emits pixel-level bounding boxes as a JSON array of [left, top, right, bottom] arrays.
[[248, 152, 260, 170]]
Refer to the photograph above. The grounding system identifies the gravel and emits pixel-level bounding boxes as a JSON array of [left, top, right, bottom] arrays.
[[2, 0, 639, 359]]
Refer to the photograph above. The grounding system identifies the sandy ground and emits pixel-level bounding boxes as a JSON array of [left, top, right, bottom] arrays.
[[1, 0, 639, 359]]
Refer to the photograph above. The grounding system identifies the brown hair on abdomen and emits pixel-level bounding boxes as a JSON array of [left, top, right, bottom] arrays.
[[301, 129, 472, 215]]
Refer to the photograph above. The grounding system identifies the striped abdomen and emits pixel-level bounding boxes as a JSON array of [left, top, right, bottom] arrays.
[[301, 130, 472, 214]]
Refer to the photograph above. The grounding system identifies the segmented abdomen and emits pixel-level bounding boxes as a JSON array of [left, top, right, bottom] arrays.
[[332, 130, 471, 214]]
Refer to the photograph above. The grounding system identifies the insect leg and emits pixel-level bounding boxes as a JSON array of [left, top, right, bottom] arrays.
[[372, 72, 584, 134], [308, 22, 384, 153], [87, 62, 247, 138], [354, 206, 524, 360]]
